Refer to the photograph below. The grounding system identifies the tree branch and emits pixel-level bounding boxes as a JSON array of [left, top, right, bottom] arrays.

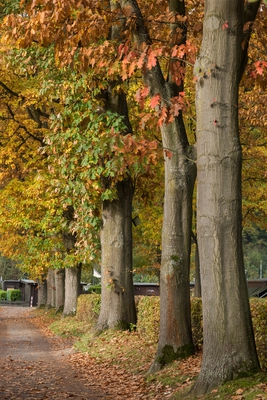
[[239, 0, 261, 82], [0, 81, 20, 98]]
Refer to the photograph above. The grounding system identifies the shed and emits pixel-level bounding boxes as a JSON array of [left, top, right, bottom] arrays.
[[247, 279, 267, 298], [133, 283, 160, 296], [2, 279, 38, 306]]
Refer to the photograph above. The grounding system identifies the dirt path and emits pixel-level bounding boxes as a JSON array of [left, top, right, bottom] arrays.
[[0, 307, 110, 400]]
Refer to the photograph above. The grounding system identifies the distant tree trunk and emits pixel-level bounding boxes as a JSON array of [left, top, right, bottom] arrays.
[[191, 0, 260, 395], [46, 269, 55, 309], [97, 179, 136, 330], [62, 206, 81, 317], [37, 279, 47, 308], [62, 265, 81, 317], [55, 269, 65, 312]]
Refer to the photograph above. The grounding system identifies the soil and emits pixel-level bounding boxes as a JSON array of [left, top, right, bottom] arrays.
[[0, 306, 110, 400]]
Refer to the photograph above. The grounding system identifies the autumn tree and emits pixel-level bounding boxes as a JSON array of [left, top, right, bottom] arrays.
[[117, 0, 196, 370], [0, 27, 84, 313], [190, 0, 262, 394], [3, 0, 197, 362], [95, 1, 136, 331], [2, 1, 160, 327]]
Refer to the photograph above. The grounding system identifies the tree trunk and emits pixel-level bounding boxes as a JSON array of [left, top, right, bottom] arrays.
[[62, 265, 81, 317], [119, 0, 196, 371], [97, 179, 136, 331], [191, 0, 260, 394], [149, 117, 196, 372], [46, 269, 55, 309], [193, 235, 201, 298], [37, 279, 47, 308], [61, 206, 81, 317], [95, 2, 136, 332], [55, 268, 65, 312]]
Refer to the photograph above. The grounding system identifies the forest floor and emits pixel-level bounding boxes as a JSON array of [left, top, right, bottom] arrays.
[[0, 306, 267, 399]]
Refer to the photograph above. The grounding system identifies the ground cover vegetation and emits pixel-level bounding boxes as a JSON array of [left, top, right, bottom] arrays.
[[31, 296, 267, 399], [0, 0, 266, 396]]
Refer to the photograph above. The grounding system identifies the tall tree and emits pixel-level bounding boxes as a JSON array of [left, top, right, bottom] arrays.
[[119, 0, 196, 370], [191, 0, 261, 394], [2, 1, 158, 326], [96, 1, 136, 331]]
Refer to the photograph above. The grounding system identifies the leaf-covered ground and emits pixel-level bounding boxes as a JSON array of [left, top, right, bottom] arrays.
[[31, 308, 267, 400], [1, 306, 266, 399]]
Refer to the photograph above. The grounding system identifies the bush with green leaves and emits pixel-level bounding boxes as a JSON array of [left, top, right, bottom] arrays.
[[7, 289, 21, 301], [87, 285, 101, 294], [0, 290, 7, 300]]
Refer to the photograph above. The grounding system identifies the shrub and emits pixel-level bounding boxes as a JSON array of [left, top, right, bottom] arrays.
[[136, 296, 203, 347], [76, 293, 101, 323], [77, 293, 267, 371], [87, 285, 101, 294], [7, 289, 21, 301], [191, 297, 203, 349], [250, 298, 267, 371], [136, 296, 160, 343], [0, 290, 7, 300]]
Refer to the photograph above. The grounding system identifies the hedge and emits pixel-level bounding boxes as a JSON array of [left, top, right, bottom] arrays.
[[0, 290, 7, 300], [250, 298, 267, 371], [87, 285, 101, 294], [77, 293, 101, 323], [76, 294, 267, 370], [7, 289, 21, 301], [136, 297, 203, 349]]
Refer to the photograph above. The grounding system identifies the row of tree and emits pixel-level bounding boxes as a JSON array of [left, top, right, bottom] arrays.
[[0, 0, 266, 395]]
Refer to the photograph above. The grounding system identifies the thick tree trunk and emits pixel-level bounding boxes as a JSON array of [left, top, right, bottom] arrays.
[[62, 266, 81, 317], [37, 279, 47, 308], [96, 3, 136, 331], [55, 268, 65, 312], [97, 179, 136, 331], [119, 0, 196, 371], [191, 0, 260, 395], [149, 118, 196, 372], [46, 269, 55, 309]]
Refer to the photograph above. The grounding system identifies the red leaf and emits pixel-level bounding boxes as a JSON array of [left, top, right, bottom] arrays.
[[254, 61, 267, 76], [158, 105, 168, 126], [164, 149, 173, 159], [222, 21, 229, 30], [150, 94, 160, 109], [147, 49, 157, 70]]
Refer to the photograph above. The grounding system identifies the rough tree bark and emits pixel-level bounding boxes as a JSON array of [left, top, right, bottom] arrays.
[[37, 279, 47, 308], [62, 206, 81, 317], [62, 265, 81, 317], [191, 0, 260, 395], [55, 268, 65, 312], [97, 179, 136, 330], [120, 0, 196, 371], [46, 269, 55, 309], [192, 231, 201, 298], [96, 1, 136, 331]]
